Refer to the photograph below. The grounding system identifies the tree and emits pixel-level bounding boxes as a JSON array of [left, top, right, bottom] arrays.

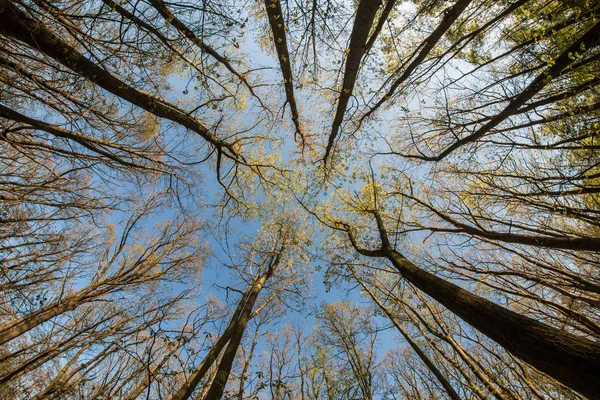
[[171, 212, 313, 400], [2, 0, 599, 398], [312, 301, 379, 400], [322, 191, 600, 397]]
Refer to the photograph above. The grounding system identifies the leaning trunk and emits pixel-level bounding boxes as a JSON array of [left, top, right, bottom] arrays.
[[385, 249, 600, 398], [357, 279, 462, 400], [202, 270, 272, 400]]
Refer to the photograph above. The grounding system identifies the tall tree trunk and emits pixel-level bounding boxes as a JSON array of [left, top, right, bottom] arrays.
[[237, 322, 261, 399], [356, 278, 462, 400], [171, 267, 274, 400], [202, 269, 273, 400], [324, 0, 381, 162], [263, 0, 303, 142], [29, 343, 93, 400], [385, 248, 600, 398], [169, 285, 251, 400], [344, 214, 600, 398], [406, 298, 512, 400]]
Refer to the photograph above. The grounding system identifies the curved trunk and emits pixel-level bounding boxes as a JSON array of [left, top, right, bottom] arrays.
[[169, 287, 250, 400]]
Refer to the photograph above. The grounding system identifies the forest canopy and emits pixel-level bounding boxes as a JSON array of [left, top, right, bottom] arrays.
[[1, 0, 599, 399]]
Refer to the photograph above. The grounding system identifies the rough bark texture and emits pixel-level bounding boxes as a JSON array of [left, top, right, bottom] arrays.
[[385, 249, 600, 399], [263, 0, 303, 142], [0, 0, 239, 161], [324, 0, 381, 162]]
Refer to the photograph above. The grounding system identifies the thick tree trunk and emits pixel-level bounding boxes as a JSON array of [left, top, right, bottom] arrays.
[[0, 0, 237, 160], [385, 249, 600, 399], [202, 270, 272, 400]]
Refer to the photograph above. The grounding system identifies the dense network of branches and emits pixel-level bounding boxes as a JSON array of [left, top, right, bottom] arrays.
[[1, 0, 599, 399]]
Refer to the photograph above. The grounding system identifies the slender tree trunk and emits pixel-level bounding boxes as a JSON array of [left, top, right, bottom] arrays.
[[29, 343, 92, 400], [408, 300, 511, 400], [364, 0, 397, 55], [430, 338, 489, 400], [0, 296, 85, 345], [0, 280, 114, 345], [356, 278, 462, 400], [263, 0, 303, 141], [171, 267, 274, 400], [169, 286, 250, 400], [148, 0, 259, 102], [361, 0, 474, 122], [237, 323, 261, 399], [124, 345, 181, 400]]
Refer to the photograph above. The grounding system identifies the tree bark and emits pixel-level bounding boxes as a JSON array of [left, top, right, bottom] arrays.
[[263, 0, 303, 142], [202, 269, 273, 400], [344, 214, 600, 398], [0, 296, 83, 345], [385, 248, 600, 399], [361, 0, 474, 122], [0, 0, 239, 161], [324, 0, 381, 162]]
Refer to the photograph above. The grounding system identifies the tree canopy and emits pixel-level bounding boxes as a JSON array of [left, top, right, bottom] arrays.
[[1, 0, 599, 398]]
